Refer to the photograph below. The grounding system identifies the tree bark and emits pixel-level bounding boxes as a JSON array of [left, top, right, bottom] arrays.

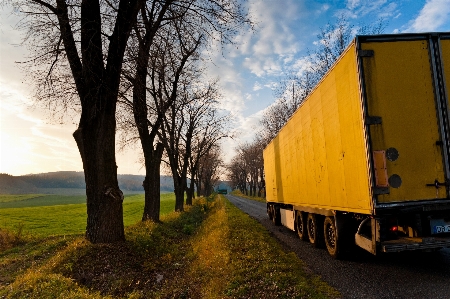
[[196, 173, 202, 197], [142, 143, 164, 221], [73, 105, 125, 243], [68, 0, 141, 243], [186, 175, 195, 205], [173, 174, 185, 211]]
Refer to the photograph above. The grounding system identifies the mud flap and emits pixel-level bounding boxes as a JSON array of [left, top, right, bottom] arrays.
[[355, 218, 378, 255]]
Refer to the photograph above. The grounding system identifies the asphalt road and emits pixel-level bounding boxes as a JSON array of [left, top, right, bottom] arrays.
[[225, 194, 450, 299]]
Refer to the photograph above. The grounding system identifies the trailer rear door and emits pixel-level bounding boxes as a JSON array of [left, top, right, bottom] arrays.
[[360, 36, 449, 203]]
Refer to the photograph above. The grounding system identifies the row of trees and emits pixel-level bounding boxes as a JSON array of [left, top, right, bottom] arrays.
[[13, 0, 250, 243], [227, 17, 385, 197], [227, 139, 264, 197]]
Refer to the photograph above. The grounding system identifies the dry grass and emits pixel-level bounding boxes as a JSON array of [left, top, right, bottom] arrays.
[[0, 224, 25, 252], [0, 195, 339, 299]]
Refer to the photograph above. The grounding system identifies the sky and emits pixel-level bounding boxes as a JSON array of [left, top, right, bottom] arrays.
[[1, 0, 450, 176]]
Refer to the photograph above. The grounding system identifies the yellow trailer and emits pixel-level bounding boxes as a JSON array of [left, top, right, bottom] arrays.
[[264, 32, 450, 258]]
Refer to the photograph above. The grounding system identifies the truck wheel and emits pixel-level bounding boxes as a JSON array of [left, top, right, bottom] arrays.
[[296, 211, 308, 240], [307, 213, 322, 248], [272, 206, 281, 226], [324, 216, 340, 259]]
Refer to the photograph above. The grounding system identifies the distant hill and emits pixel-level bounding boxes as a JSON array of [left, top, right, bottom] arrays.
[[0, 171, 174, 194], [0, 174, 38, 194]]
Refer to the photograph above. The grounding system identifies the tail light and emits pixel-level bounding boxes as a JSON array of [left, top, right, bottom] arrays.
[[389, 225, 398, 232]]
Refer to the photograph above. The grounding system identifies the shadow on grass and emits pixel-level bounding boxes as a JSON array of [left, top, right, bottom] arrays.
[[50, 197, 214, 297]]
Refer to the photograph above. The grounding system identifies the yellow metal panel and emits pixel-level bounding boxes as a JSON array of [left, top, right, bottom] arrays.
[[273, 137, 284, 202], [442, 39, 450, 112], [263, 142, 276, 201], [263, 42, 372, 214], [335, 48, 372, 210], [300, 100, 318, 204], [321, 69, 348, 208], [362, 40, 445, 202], [310, 88, 331, 207]]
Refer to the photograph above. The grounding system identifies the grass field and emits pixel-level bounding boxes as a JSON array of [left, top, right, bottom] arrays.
[[0, 195, 339, 298], [0, 194, 48, 204], [0, 193, 176, 237], [0, 194, 87, 209]]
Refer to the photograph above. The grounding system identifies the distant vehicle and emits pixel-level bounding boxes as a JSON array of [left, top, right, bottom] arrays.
[[264, 32, 450, 258], [218, 189, 228, 194]]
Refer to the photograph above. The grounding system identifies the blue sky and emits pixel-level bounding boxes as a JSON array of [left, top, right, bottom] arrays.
[[1, 0, 450, 176]]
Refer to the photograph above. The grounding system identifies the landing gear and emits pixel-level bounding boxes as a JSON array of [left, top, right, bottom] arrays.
[[271, 205, 281, 226], [267, 204, 273, 220]]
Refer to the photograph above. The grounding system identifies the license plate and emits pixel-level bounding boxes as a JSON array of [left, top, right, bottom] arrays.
[[432, 224, 450, 234]]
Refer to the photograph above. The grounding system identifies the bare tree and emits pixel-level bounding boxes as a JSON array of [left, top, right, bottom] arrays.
[[197, 145, 223, 197], [119, 13, 202, 221], [231, 139, 264, 196], [227, 152, 247, 194], [118, 0, 249, 219], [160, 78, 223, 211], [13, 0, 145, 243], [186, 95, 232, 204]]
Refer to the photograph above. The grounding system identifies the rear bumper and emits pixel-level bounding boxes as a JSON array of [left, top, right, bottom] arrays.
[[381, 236, 450, 253]]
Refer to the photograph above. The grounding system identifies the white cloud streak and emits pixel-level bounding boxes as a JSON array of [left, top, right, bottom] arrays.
[[405, 0, 450, 32], [338, 0, 398, 19]]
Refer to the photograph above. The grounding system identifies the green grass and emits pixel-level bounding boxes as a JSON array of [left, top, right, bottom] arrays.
[[0, 193, 176, 237], [35, 188, 146, 196], [0, 194, 47, 203], [0, 194, 87, 209], [0, 195, 338, 298]]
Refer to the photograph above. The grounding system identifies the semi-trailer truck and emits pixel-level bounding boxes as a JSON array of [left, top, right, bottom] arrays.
[[263, 32, 450, 258]]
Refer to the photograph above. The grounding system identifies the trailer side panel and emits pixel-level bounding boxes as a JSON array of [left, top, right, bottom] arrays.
[[264, 42, 372, 214]]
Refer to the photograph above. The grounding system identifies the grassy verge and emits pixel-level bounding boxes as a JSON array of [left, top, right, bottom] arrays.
[[231, 189, 266, 203], [0, 195, 339, 299]]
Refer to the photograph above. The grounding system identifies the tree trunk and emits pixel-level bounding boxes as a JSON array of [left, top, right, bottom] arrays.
[[73, 107, 124, 243], [204, 178, 211, 197], [142, 143, 164, 222], [186, 177, 195, 205], [196, 174, 202, 197], [173, 174, 185, 211], [48, 0, 142, 244]]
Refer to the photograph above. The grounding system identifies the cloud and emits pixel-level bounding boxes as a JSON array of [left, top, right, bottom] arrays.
[[405, 0, 450, 32], [221, 108, 266, 164], [239, 0, 302, 78], [320, 4, 331, 13], [338, 0, 398, 19], [253, 82, 262, 91], [290, 57, 313, 78], [0, 81, 83, 175]]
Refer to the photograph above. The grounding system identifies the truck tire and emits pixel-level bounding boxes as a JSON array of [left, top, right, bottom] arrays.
[[324, 216, 340, 259], [307, 213, 323, 248], [272, 206, 281, 226], [296, 211, 308, 240]]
